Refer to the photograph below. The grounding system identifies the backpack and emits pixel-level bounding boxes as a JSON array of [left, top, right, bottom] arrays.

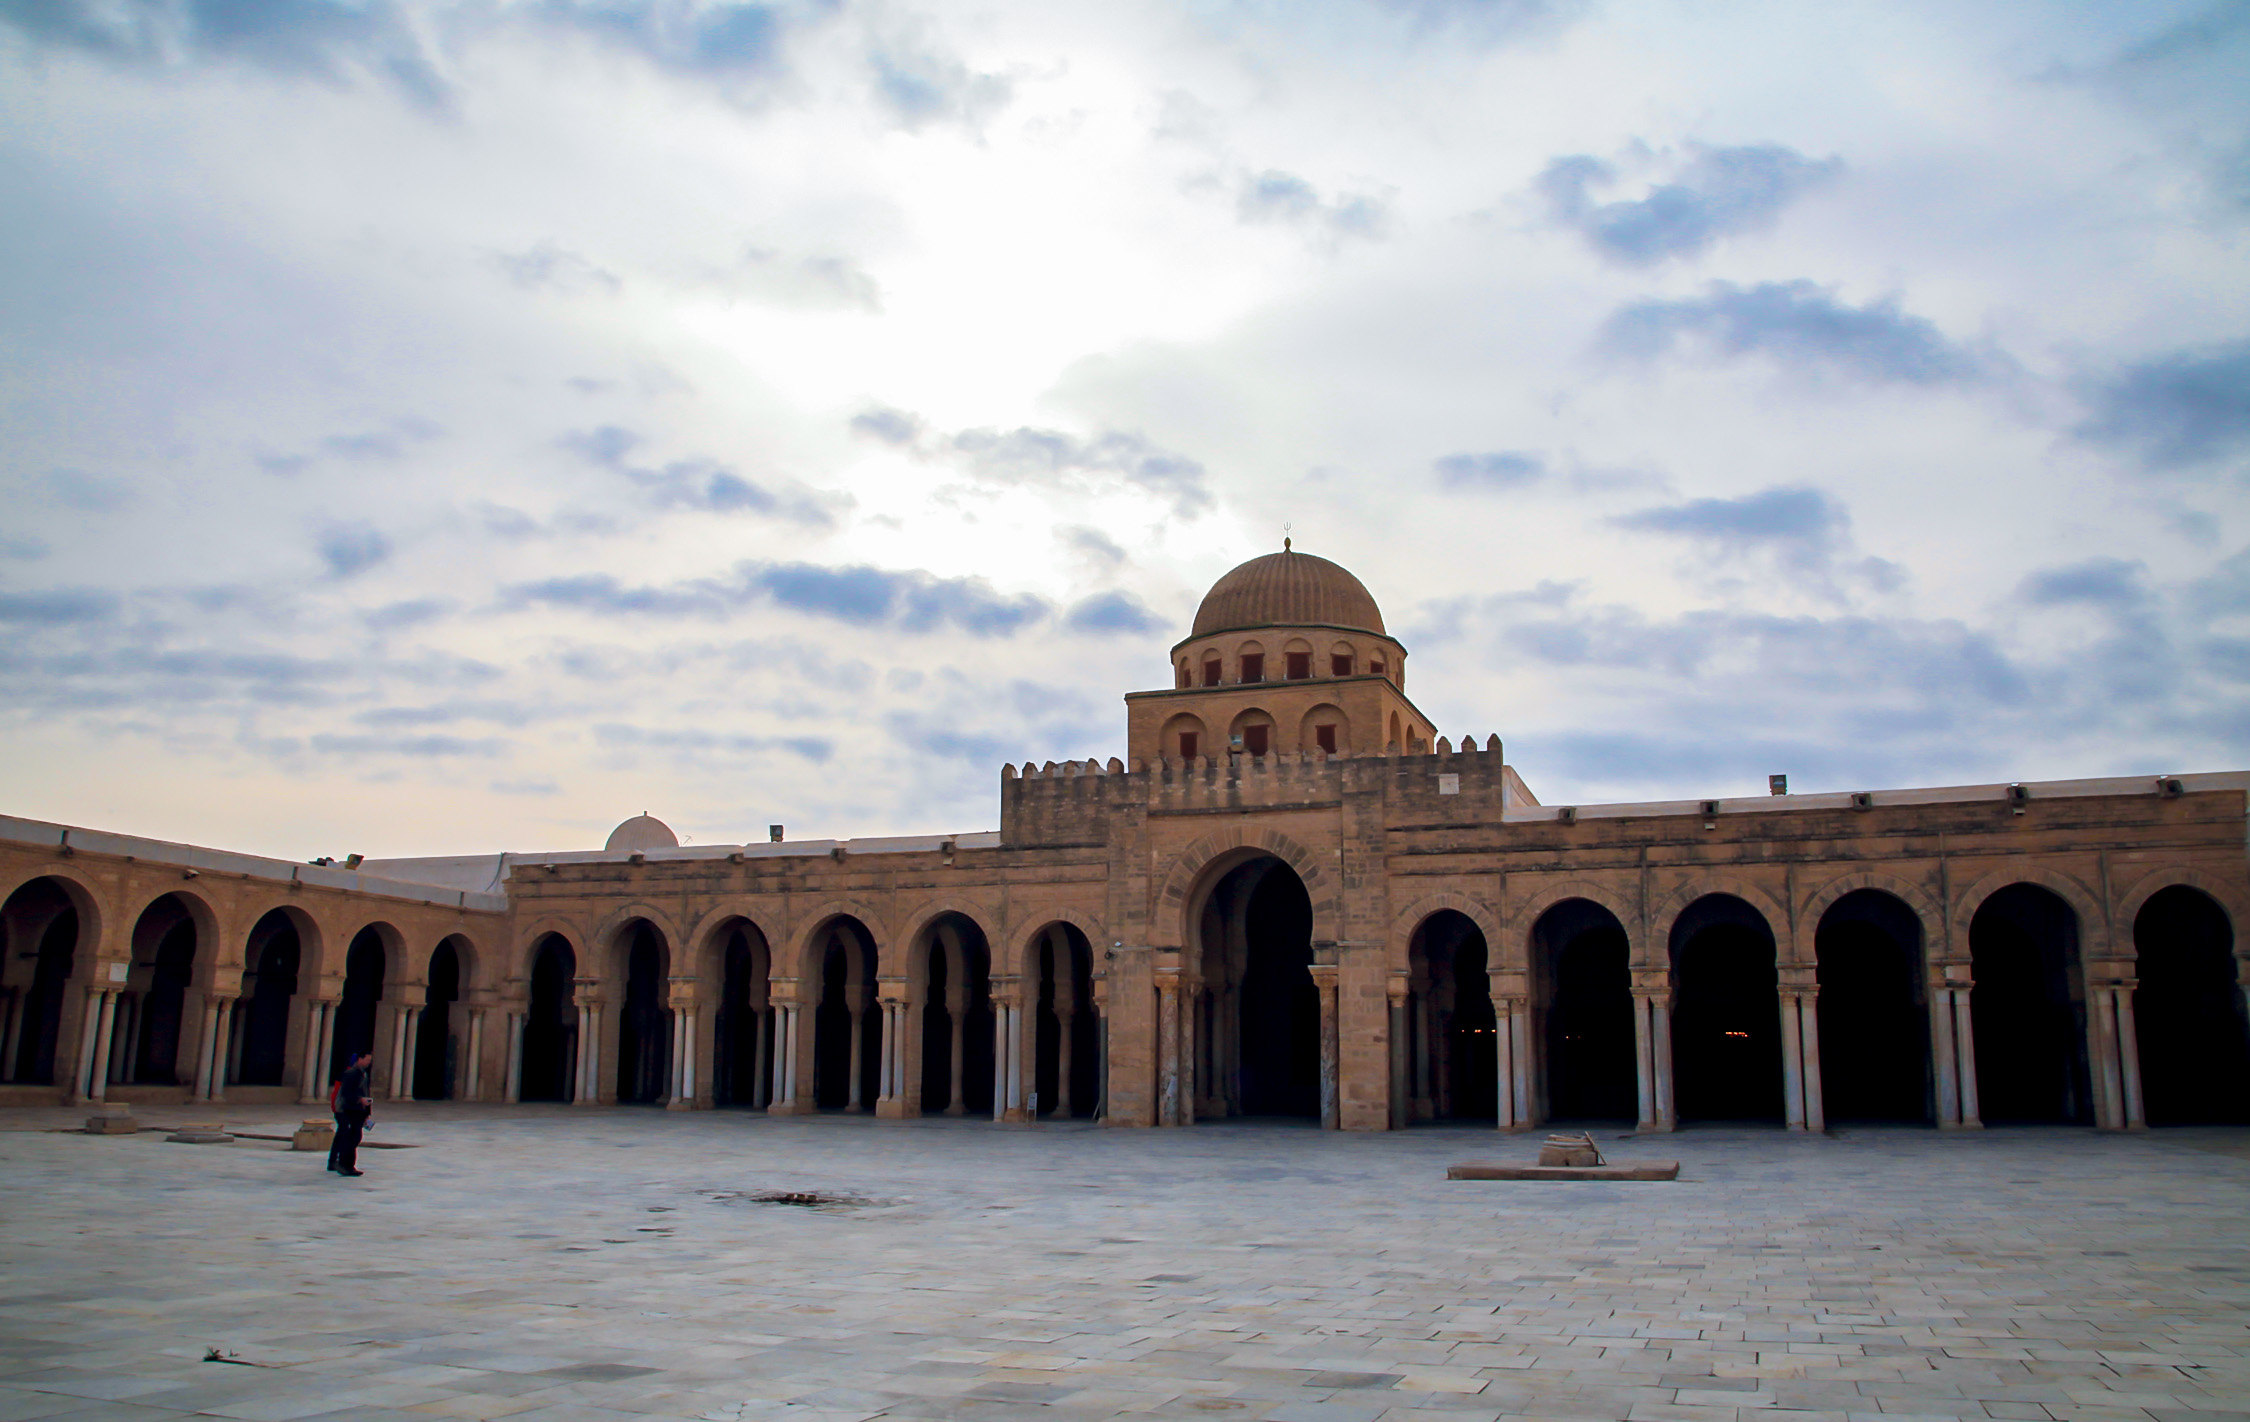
[[328, 1078, 341, 1111]]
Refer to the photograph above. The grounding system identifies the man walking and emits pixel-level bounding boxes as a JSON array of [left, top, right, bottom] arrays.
[[328, 1050, 374, 1177]]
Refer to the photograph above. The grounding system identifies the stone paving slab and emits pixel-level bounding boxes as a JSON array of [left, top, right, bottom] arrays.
[[1, 1108, 2247, 1421]]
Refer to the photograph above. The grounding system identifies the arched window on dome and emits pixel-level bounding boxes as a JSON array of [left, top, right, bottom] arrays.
[[1237, 641, 1265, 684], [1387, 711, 1402, 752], [1330, 642, 1354, 678], [1176, 659, 1190, 689], [1201, 654, 1221, 688], [1370, 655, 1388, 682], [1283, 637, 1312, 681]]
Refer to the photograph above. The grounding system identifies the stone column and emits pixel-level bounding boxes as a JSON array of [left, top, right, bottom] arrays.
[[193, 996, 224, 1100], [782, 1004, 801, 1107], [1310, 963, 1340, 1132], [1387, 979, 1409, 1130], [680, 1008, 697, 1106], [752, 1005, 772, 1109], [1780, 991, 1806, 1131], [1413, 993, 1434, 1121], [87, 989, 120, 1102], [69, 990, 101, 1103], [504, 1011, 525, 1103], [992, 999, 1009, 1123], [1155, 970, 1180, 1127], [1630, 990, 1657, 1131], [876, 999, 898, 1115], [297, 999, 330, 1104], [1632, 990, 1675, 1131], [767, 1005, 786, 1109], [1055, 1006, 1075, 1119], [1930, 985, 1960, 1127], [847, 1005, 866, 1111], [1498, 996, 1531, 1131], [0, 988, 18, 1084], [106, 993, 134, 1086], [944, 977, 967, 1116], [464, 1008, 485, 1101], [1010, 996, 1028, 1121], [1799, 994, 1824, 1133], [389, 1006, 416, 1101], [1952, 986, 1981, 1128], [667, 1006, 687, 1106], [2116, 986, 2146, 1130], [575, 999, 604, 1106]]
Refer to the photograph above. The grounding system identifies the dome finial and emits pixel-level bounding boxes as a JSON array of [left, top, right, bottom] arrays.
[[1284, 536, 1291, 551]]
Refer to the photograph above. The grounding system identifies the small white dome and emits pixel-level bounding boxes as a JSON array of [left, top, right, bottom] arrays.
[[604, 814, 679, 852]]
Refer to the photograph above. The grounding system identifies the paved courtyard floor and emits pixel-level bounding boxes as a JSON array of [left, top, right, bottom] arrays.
[[1, 1107, 2247, 1422]]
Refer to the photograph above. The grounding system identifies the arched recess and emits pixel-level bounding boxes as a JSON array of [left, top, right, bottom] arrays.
[[1529, 897, 1636, 1122], [413, 936, 468, 1099], [1968, 883, 2091, 1125], [1669, 893, 1783, 1123], [1405, 910, 1495, 1122], [331, 923, 399, 1083], [612, 919, 671, 1105], [1799, 872, 1943, 960], [909, 911, 993, 1115], [237, 906, 317, 1087], [1024, 921, 1097, 1118], [1295, 703, 1350, 756], [1227, 706, 1277, 757], [123, 891, 214, 1085], [1387, 892, 1505, 973], [2115, 866, 2248, 945], [1652, 879, 1791, 964], [808, 915, 880, 1111], [522, 932, 579, 1102], [1193, 853, 1317, 1118], [1154, 827, 1340, 953], [1159, 711, 1209, 762], [0, 874, 101, 1086], [709, 916, 774, 1108], [1813, 890, 1930, 1123], [787, 901, 889, 982], [2132, 885, 2249, 1125], [1952, 867, 2107, 959]]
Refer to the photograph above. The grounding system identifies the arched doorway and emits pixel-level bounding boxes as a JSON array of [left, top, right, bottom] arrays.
[[413, 939, 462, 1099], [126, 893, 200, 1085], [1969, 884, 2090, 1124], [1814, 890, 1930, 1123], [1196, 856, 1318, 1118], [522, 935, 577, 1101], [714, 922, 772, 1108], [914, 914, 990, 1115], [1028, 922, 1096, 1119], [2133, 886, 2249, 1125], [1, 877, 87, 1086], [814, 917, 879, 1111], [237, 910, 304, 1086], [331, 927, 387, 1085], [1406, 910, 1496, 1122], [1532, 899, 1635, 1122], [1670, 894, 1783, 1123], [616, 921, 670, 1105]]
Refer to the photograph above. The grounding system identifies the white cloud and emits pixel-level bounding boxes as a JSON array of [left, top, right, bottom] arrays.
[[0, 0, 2245, 855]]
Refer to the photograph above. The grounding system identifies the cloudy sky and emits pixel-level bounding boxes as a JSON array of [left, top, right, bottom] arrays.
[[2, 0, 2247, 859]]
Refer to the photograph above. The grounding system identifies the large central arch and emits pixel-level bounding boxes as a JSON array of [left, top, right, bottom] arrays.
[[1193, 854, 1319, 1118]]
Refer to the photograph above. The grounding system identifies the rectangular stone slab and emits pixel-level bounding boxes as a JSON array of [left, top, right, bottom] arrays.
[[1446, 1161, 1680, 1181]]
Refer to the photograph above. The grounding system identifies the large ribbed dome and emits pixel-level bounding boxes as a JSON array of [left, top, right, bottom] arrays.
[[1191, 548, 1385, 637]]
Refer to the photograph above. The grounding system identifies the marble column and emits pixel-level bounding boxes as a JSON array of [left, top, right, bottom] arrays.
[[1798, 994, 1825, 1133], [1780, 992, 1807, 1131], [847, 1006, 866, 1111], [752, 1005, 772, 1109], [992, 1001, 1009, 1123], [298, 999, 330, 1104], [389, 1006, 416, 1101], [679, 1009, 697, 1106]]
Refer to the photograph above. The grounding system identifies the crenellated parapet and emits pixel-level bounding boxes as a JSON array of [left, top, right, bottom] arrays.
[[999, 736, 1530, 846]]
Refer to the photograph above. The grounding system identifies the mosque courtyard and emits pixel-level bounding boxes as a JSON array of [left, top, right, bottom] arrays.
[[0, 1110, 2245, 1422]]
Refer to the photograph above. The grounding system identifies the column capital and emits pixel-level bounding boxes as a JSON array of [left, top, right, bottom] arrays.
[[1308, 964, 1339, 990]]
